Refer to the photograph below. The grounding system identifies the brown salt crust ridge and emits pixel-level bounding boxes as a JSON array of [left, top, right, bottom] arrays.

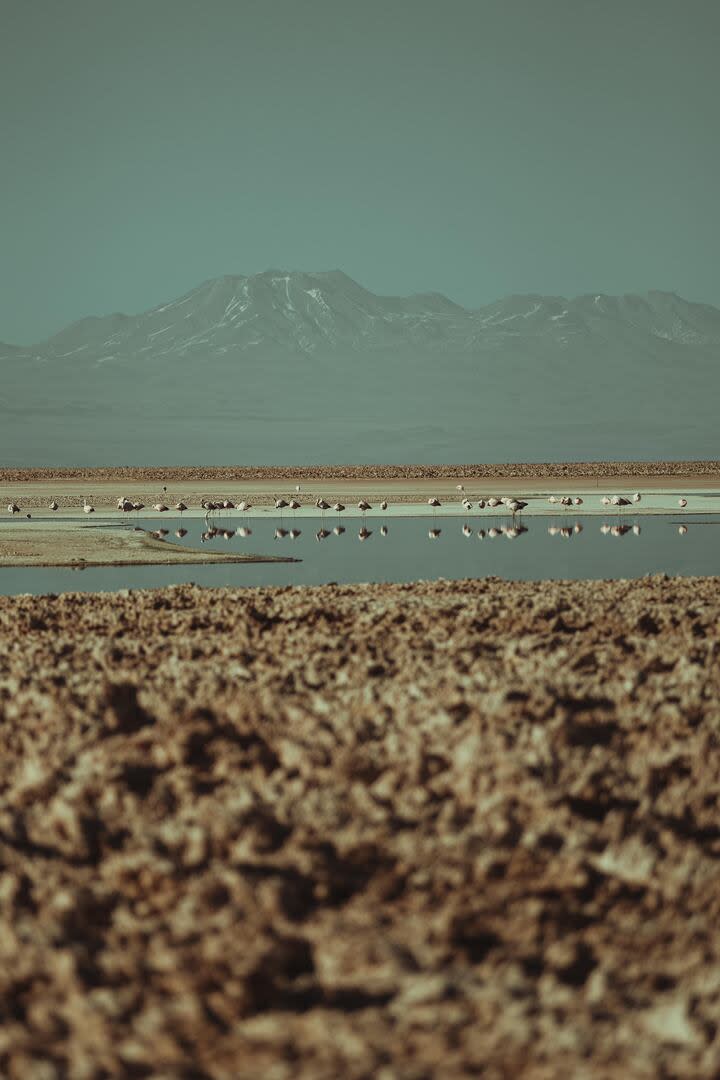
[[2, 459, 720, 483], [1, 576, 719, 1077]]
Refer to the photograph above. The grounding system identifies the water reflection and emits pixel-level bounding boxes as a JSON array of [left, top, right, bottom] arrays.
[[548, 523, 583, 538], [1, 513, 718, 596], [172, 511, 699, 561], [598, 523, 644, 538], [190, 516, 681, 549]]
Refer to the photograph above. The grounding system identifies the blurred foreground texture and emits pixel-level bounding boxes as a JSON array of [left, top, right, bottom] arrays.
[[0, 577, 719, 1078]]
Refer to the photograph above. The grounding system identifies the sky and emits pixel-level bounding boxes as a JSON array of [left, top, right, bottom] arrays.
[[1, 0, 719, 344]]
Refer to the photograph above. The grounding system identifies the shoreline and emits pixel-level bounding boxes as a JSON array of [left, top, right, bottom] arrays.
[[2, 472, 719, 518], [0, 522, 296, 568]]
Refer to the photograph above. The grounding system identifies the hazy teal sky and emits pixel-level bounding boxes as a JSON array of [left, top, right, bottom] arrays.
[[2, 0, 719, 344]]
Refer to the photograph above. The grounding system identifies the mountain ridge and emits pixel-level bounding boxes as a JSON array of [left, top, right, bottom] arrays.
[[2, 271, 720, 355]]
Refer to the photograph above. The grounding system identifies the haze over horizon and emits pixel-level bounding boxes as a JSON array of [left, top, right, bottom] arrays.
[[2, 0, 720, 344]]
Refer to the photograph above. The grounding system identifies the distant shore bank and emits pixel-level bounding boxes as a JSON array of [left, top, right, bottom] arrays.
[[2, 460, 720, 485]]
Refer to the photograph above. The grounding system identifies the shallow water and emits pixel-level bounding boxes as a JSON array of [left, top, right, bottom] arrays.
[[0, 514, 718, 595]]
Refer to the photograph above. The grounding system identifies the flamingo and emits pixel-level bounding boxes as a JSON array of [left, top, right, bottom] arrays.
[[678, 497, 688, 508], [428, 497, 441, 518], [175, 501, 188, 515], [601, 496, 611, 507], [358, 499, 372, 521], [380, 499, 388, 511], [316, 497, 331, 522], [238, 500, 252, 515], [49, 500, 59, 511], [477, 498, 485, 510], [153, 502, 169, 513], [275, 498, 289, 518], [289, 499, 301, 515], [332, 502, 345, 520], [83, 497, 95, 514], [507, 499, 527, 518], [573, 497, 583, 506], [456, 484, 465, 494], [462, 498, 473, 512], [548, 496, 557, 505], [632, 493, 641, 503], [7, 502, 19, 515], [487, 497, 500, 509], [132, 501, 144, 515]]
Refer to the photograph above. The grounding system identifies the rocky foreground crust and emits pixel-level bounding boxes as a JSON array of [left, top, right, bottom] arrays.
[[0, 577, 719, 1078]]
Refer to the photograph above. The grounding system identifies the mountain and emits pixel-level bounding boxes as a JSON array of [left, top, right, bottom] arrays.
[[6, 271, 720, 360], [2, 272, 719, 465]]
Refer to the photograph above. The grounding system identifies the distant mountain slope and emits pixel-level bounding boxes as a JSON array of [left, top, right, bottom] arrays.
[[2, 272, 719, 466], [4, 271, 720, 361]]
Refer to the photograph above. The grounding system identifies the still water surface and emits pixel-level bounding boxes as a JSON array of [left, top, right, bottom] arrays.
[[0, 514, 717, 596]]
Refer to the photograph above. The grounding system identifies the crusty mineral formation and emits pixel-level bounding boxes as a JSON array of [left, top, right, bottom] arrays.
[[1, 459, 719, 484], [0, 577, 719, 1078]]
